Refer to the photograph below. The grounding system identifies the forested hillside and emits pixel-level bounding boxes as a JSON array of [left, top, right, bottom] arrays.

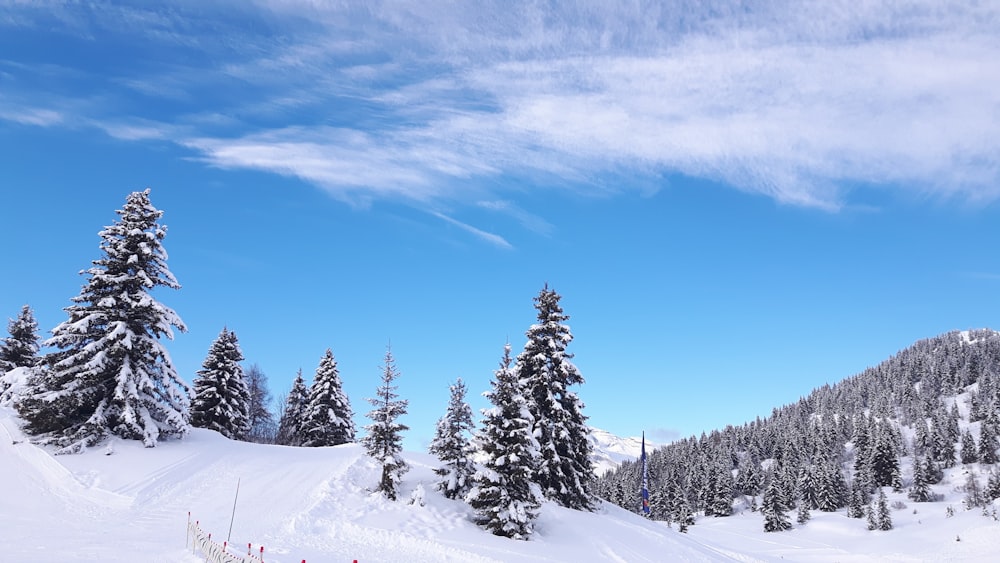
[[595, 329, 1000, 531]]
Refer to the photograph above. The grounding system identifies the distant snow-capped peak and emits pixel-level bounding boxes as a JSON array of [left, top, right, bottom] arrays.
[[588, 427, 656, 477]]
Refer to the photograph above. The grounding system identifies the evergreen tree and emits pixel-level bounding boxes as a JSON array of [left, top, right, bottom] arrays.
[[816, 454, 847, 511], [361, 346, 409, 500], [468, 343, 543, 539], [875, 488, 892, 530], [0, 305, 41, 372], [865, 503, 879, 530], [17, 189, 189, 451], [517, 285, 595, 510], [963, 471, 985, 510], [848, 479, 869, 519], [665, 477, 695, 532], [735, 457, 763, 497], [244, 363, 276, 443], [868, 422, 902, 490], [276, 369, 309, 446], [428, 377, 476, 499], [961, 429, 979, 464], [762, 479, 792, 532], [978, 417, 999, 464], [985, 468, 1000, 501], [798, 465, 819, 510], [706, 462, 734, 517], [190, 328, 251, 440], [908, 456, 934, 502], [796, 498, 811, 524], [301, 349, 355, 447]]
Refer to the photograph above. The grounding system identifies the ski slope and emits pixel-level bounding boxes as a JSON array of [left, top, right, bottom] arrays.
[[0, 409, 730, 562], [3, 406, 999, 562]]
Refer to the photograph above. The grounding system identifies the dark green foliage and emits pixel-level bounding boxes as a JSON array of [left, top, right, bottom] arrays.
[[467, 343, 542, 539], [868, 422, 902, 490], [301, 349, 355, 447], [517, 285, 595, 510], [593, 330, 1000, 529], [960, 429, 978, 464], [276, 369, 309, 446], [762, 479, 792, 532], [190, 328, 250, 440], [17, 189, 189, 451]]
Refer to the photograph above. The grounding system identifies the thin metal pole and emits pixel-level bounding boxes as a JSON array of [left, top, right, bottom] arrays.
[[227, 477, 241, 543]]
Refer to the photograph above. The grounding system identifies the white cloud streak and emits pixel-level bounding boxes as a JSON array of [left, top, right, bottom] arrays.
[[2, 0, 999, 219], [430, 211, 513, 250]]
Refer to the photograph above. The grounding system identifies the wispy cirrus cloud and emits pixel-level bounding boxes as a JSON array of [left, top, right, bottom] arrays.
[[2, 0, 999, 237], [430, 211, 512, 250]]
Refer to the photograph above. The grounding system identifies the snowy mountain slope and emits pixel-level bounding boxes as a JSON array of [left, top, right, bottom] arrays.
[[4, 403, 1000, 562], [588, 427, 655, 476], [0, 409, 732, 562]]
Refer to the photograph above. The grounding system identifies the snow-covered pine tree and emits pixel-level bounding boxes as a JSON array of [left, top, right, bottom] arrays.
[[361, 346, 409, 500], [978, 415, 999, 464], [0, 305, 41, 372], [986, 468, 1000, 501], [467, 343, 543, 540], [244, 363, 277, 443], [908, 456, 934, 502], [796, 498, 811, 524], [797, 464, 819, 510], [815, 452, 847, 511], [665, 476, 695, 532], [875, 488, 892, 530], [868, 421, 902, 490], [517, 285, 595, 510], [706, 461, 734, 516], [16, 189, 189, 451], [428, 377, 476, 499], [961, 429, 979, 464], [276, 369, 309, 446], [190, 328, 251, 440], [0, 305, 41, 403], [301, 349, 355, 447], [762, 478, 792, 532]]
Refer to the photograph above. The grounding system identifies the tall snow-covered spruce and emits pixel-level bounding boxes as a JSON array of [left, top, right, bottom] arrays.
[[517, 285, 596, 510], [276, 369, 309, 446], [190, 328, 251, 440], [428, 377, 476, 499], [16, 189, 189, 452], [300, 348, 355, 447], [467, 343, 543, 540], [361, 346, 409, 500]]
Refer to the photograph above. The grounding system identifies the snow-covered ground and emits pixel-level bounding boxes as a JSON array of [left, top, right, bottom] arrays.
[[2, 408, 998, 562]]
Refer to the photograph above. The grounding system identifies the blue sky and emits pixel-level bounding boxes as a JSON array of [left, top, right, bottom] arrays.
[[1, 1, 998, 451]]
